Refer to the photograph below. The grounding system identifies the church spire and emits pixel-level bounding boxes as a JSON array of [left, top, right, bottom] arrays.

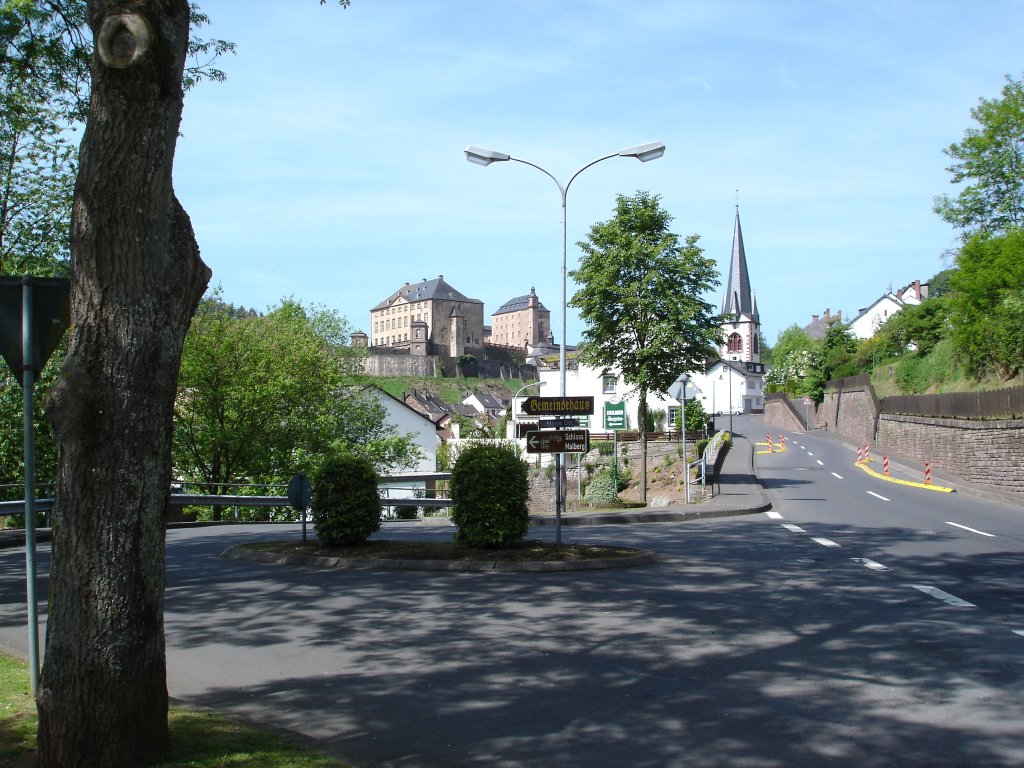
[[721, 205, 758, 322]]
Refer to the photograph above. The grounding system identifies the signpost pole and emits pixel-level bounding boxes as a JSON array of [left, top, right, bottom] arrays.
[[21, 278, 40, 696]]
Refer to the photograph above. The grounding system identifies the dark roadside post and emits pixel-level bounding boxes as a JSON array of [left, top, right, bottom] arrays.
[[0, 276, 71, 696]]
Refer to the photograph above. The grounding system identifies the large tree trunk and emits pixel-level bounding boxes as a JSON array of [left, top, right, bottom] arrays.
[[37, 3, 210, 765]]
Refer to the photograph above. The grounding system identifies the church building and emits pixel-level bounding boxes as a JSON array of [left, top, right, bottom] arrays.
[[720, 206, 762, 367]]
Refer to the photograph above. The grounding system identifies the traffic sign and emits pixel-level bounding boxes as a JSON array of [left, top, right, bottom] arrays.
[[539, 416, 579, 428], [525, 429, 590, 454], [802, 397, 814, 406], [521, 395, 594, 416], [604, 401, 627, 430]]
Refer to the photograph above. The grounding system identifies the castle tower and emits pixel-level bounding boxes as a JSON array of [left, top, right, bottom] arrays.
[[720, 206, 761, 364]]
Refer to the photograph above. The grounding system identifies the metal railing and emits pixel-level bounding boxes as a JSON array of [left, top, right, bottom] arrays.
[[0, 472, 454, 518]]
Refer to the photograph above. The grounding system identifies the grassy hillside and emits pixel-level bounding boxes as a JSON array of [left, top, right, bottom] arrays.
[[867, 338, 1023, 398], [352, 375, 538, 405]]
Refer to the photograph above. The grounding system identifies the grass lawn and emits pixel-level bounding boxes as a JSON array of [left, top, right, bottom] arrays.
[[0, 651, 348, 768]]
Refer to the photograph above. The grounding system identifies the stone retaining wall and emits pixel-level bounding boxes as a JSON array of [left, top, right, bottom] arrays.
[[762, 379, 1024, 497], [877, 414, 1024, 495]]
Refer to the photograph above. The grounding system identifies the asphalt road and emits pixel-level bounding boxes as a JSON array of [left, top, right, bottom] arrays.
[[2, 415, 1024, 767]]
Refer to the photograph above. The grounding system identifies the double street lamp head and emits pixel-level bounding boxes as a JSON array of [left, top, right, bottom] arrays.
[[464, 141, 666, 167]]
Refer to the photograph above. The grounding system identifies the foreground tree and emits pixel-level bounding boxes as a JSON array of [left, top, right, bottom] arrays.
[[38, 3, 211, 764], [933, 73, 1024, 240], [570, 191, 720, 503]]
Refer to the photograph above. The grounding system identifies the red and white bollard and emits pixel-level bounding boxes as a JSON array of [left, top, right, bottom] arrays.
[[767, 433, 774, 451], [924, 462, 932, 485], [864, 444, 871, 463], [883, 456, 890, 476], [779, 434, 786, 449], [857, 446, 864, 463]]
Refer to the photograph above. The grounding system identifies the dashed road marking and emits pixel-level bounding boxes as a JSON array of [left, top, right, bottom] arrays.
[[867, 491, 890, 501], [831, 472, 844, 480], [945, 521, 995, 538], [812, 537, 840, 548], [852, 558, 888, 571], [816, 460, 824, 466], [765, 511, 783, 519], [782, 523, 805, 533], [910, 585, 975, 607]]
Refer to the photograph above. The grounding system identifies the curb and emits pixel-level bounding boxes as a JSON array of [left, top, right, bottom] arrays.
[[221, 544, 661, 573], [529, 502, 770, 527]]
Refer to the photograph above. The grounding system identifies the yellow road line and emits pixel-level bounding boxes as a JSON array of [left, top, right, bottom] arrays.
[[854, 460, 954, 492]]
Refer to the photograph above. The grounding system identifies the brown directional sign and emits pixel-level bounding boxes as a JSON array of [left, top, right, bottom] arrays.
[[521, 395, 594, 416], [525, 429, 590, 454]]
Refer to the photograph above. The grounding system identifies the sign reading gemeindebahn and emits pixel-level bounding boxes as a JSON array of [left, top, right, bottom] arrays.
[[525, 429, 590, 454], [521, 395, 595, 416]]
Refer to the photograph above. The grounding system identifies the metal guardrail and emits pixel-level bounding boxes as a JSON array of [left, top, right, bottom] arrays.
[[0, 473, 455, 517]]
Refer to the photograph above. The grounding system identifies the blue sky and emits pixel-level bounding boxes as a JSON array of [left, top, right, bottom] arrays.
[[174, 0, 1024, 346]]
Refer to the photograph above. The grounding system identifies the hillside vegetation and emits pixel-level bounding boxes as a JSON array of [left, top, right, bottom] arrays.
[[353, 375, 536, 405]]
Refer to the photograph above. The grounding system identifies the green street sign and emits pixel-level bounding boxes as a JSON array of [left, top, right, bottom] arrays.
[[604, 401, 626, 430]]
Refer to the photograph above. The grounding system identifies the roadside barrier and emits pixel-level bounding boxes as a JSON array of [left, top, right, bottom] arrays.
[[883, 456, 890, 476], [766, 434, 774, 451], [857, 446, 864, 463], [924, 462, 932, 486]]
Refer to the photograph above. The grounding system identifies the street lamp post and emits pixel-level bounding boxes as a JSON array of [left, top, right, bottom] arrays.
[[511, 380, 544, 439], [466, 141, 665, 543]]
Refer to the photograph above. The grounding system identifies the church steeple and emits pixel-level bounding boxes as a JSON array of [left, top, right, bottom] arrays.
[[722, 205, 758, 322], [719, 205, 762, 365]]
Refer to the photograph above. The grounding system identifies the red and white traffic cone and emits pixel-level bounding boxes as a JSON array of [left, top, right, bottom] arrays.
[[924, 462, 932, 485], [883, 456, 890, 476]]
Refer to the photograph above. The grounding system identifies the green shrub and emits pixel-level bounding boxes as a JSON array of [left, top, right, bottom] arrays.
[[695, 438, 709, 459], [596, 441, 615, 456], [584, 469, 619, 505], [450, 442, 529, 547], [311, 454, 382, 546]]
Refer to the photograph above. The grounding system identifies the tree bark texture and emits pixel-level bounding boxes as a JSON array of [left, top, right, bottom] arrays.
[[38, 2, 210, 765]]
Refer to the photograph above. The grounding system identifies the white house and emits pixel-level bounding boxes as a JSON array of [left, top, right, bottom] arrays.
[[361, 386, 439, 498], [847, 280, 929, 340]]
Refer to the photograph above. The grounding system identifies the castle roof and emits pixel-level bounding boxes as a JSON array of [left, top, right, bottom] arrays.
[[373, 275, 481, 311], [493, 286, 548, 316]]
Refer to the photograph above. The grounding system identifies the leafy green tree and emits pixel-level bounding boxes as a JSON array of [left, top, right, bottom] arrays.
[[948, 229, 1024, 380], [570, 191, 720, 503], [764, 325, 815, 394], [933, 74, 1024, 240], [874, 299, 950, 358], [174, 295, 419, 519]]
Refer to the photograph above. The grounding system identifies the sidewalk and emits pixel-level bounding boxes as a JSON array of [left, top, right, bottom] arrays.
[[530, 431, 771, 527]]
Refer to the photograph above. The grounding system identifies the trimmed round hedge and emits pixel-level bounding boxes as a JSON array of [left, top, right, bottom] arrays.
[[311, 454, 382, 546], [450, 443, 529, 548]]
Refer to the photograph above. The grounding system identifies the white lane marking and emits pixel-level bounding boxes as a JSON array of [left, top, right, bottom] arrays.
[[910, 585, 976, 607], [765, 511, 783, 519], [811, 537, 840, 548], [1014, 630, 1024, 638], [867, 491, 890, 501], [831, 472, 844, 480], [816, 460, 824, 466], [852, 558, 888, 571], [807, 452, 815, 456], [945, 521, 995, 538], [782, 523, 805, 533]]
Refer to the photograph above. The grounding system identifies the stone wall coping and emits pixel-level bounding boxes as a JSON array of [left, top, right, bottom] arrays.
[[881, 413, 1024, 430]]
